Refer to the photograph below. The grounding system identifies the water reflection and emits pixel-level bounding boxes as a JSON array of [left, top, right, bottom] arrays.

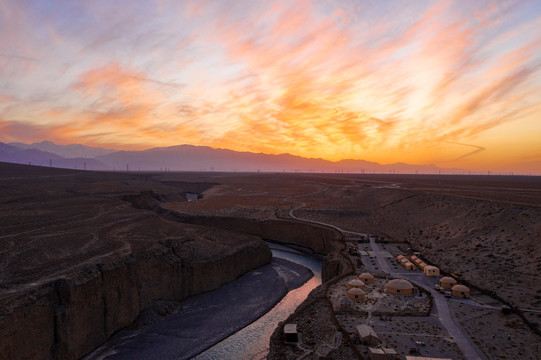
[[194, 249, 322, 360]]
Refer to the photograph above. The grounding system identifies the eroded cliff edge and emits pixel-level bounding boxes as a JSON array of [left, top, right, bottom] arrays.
[[0, 220, 271, 360], [0, 166, 273, 360]]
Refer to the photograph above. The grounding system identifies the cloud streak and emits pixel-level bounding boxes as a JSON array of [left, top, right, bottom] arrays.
[[444, 141, 486, 162]]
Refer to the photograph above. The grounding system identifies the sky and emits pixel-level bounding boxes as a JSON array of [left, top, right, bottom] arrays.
[[1, 0, 540, 173]]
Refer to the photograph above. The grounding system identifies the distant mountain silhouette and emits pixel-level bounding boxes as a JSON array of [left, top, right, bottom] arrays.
[[9, 140, 115, 158], [95, 145, 450, 173], [1, 141, 461, 173], [0, 142, 108, 170]]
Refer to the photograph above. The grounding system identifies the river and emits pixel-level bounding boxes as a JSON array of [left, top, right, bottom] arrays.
[[194, 247, 322, 360], [85, 245, 322, 360]]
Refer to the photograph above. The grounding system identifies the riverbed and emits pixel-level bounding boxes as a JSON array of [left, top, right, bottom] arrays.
[[85, 246, 321, 360], [195, 247, 322, 360]]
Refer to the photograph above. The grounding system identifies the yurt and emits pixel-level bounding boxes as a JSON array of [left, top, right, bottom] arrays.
[[424, 265, 440, 276], [440, 276, 457, 289], [347, 279, 366, 290], [452, 284, 470, 298], [385, 279, 414, 295], [358, 272, 375, 284], [347, 287, 366, 300]]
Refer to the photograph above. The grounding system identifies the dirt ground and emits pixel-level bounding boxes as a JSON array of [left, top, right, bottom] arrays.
[[1, 162, 540, 359], [449, 296, 540, 360], [0, 164, 255, 295], [368, 316, 465, 359]]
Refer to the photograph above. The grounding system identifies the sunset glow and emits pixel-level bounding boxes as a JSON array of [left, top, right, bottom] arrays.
[[1, 0, 540, 172]]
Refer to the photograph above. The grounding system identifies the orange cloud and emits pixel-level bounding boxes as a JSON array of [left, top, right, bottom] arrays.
[[1, 0, 540, 172], [180, 1, 532, 166]]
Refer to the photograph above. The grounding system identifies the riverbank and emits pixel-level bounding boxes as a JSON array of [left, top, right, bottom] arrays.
[[85, 255, 314, 360], [196, 249, 322, 360]]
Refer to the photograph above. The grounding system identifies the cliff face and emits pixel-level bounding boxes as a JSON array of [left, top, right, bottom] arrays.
[[0, 236, 271, 360], [321, 250, 352, 283], [154, 209, 362, 359], [157, 208, 354, 284], [157, 209, 340, 255]]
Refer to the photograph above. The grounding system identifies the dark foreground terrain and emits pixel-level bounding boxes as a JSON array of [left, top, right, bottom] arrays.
[[0, 163, 274, 359], [1, 162, 540, 359]]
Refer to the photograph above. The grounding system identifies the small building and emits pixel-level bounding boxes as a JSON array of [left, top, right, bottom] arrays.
[[341, 297, 352, 310], [358, 272, 375, 284], [386, 279, 414, 295], [403, 261, 416, 270], [368, 347, 398, 360], [451, 284, 470, 298], [424, 265, 440, 276], [347, 287, 366, 300], [356, 325, 379, 345], [414, 259, 427, 270], [410, 255, 419, 261], [439, 276, 457, 289], [396, 254, 406, 261], [284, 323, 298, 343], [347, 278, 366, 290]]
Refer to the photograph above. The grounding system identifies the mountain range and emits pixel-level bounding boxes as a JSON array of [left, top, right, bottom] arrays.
[[0, 140, 458, 174]]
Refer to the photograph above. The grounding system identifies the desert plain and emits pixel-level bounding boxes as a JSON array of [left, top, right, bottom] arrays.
[[1, 161, 540, 359]]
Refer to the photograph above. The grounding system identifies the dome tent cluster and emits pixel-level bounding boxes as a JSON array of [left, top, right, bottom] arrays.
[[451, 284, 470, 298], [347, 287, 366, 300], [358, 272, 374, 283], [347, 279, 366, 290], [346, 278, 366, 300], [394, 252, 471, 299], [385, 278, 414, 295], [344, 272, 377, 301], [438, 276, 470, 298], [439, 276, 457, 289]]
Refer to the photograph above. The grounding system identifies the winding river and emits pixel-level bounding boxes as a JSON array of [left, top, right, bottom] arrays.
[[86, 244, 322, 360], [194, 246, 322, 360]]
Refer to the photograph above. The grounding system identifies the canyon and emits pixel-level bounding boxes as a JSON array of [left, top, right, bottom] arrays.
[[1, 162, 540, 359]]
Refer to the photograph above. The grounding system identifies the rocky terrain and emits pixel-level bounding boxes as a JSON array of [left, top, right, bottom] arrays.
[[1, 163, 540, 359], [151, 172, 541, 357], [292, 176, 541, 327], [0, 163, 272, 359]]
